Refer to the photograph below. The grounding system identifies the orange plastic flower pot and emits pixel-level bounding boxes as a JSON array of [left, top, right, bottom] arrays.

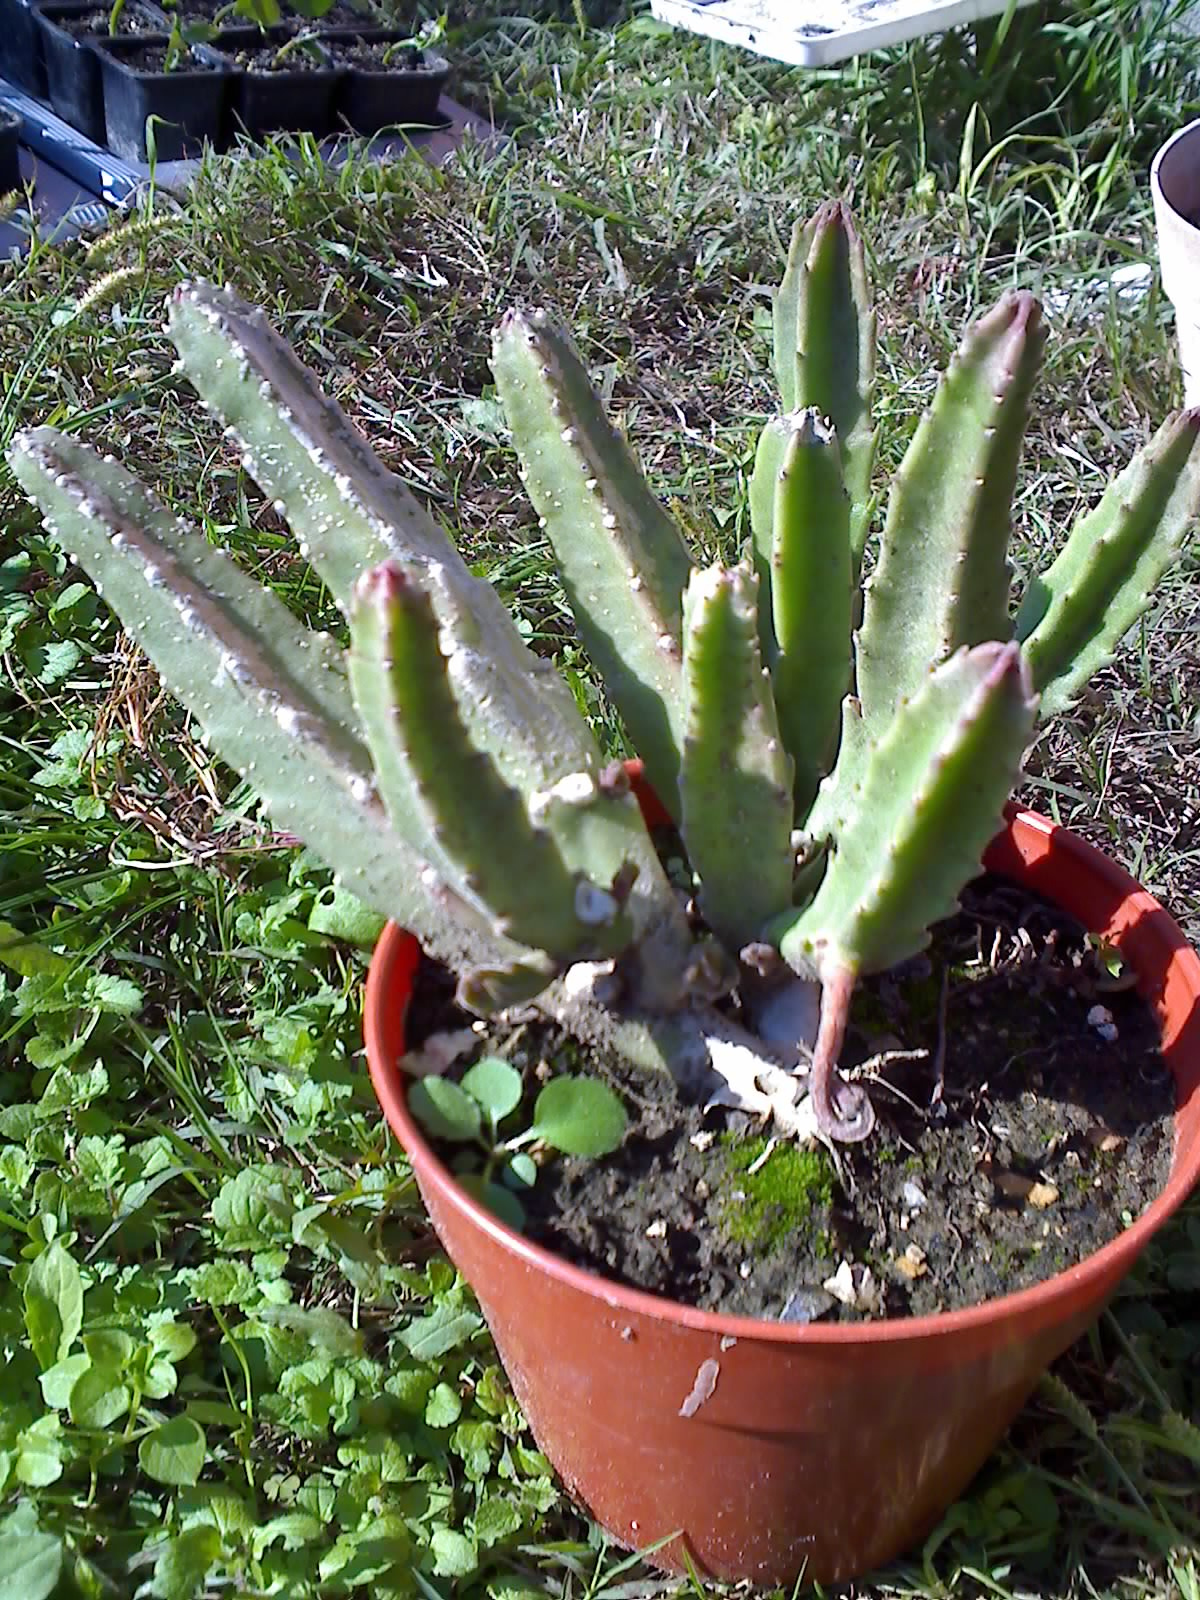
[[364, 780, 1200, 1586]]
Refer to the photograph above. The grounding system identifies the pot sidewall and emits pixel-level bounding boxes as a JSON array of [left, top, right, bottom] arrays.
[[0, 108, 20, 194], [97, 37, 234, 162], [365, 812, 1200, 1583], [1152, 119, 1200, 405]]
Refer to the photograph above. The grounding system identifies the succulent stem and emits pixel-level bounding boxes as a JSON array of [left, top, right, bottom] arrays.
[[349, 561, 635, 962], [1017, 408, 1200, 713], [7, 428, 513, 979], [490, 307, 694, 812], [772, 201, 877, 570], [750, 409, 853, 811], [776, 642, 1038, 1138], [679, 563, 795, 952], [856, 292, 1046, 735]]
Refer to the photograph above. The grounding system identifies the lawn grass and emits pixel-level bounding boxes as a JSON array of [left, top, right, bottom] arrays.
[[1, 0, 1199, 1595]]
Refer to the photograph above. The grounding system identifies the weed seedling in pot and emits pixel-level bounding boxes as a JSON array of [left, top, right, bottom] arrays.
[[409, 1058, 627, 1229]]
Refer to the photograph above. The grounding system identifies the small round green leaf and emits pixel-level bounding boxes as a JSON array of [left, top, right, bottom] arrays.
[[499, 1158, 537, 1196], [138, 1416, 207, 1487], [501, 1153, 538, 1191], [68, 1367, 130, 1430], [424, 1381, 463, 1428], [460, 1057, 522, 1122], [530, 1076, 627, 1156], [457, 1175, 526, 1232], [409, 1079, 482, 1143], [0, 1527, 62, 1600], [149, 1321, 198, 1364]]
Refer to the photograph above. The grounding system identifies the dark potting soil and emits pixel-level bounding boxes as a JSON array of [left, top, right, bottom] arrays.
[[51, 4, 161, 34], [224, 39, 331, 70], [108, 41, 222, 68], [323, 36, 423, 69], [403, 876, 1174, 1324]]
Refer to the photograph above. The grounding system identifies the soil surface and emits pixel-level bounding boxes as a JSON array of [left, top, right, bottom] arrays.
[[103, 39, 223, 68], [51, 4, 161, 36], [404, 876, 1175, 1323], [323, 37, 428, 71], [221, 37, 334, 70]]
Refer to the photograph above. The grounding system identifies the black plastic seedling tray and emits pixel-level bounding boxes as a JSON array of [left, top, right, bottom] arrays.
[[2, 72, 493, 228]]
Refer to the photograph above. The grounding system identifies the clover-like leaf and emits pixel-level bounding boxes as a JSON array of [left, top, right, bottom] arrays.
[[530, 1076, 628, 1156], [0, 1526, 62, 1600], [307, 885, 387, 947], [23, 1240, 84, 1371], [458, 1174, 526, 1232], [139, 1416, 207, 1487], [501, 1153, 538, 1191], [69, 1366, 131, 1430], [151, 1525, 222, 1600], [461, 1057, 523, 1123], [409, 1078, 482, 1143]]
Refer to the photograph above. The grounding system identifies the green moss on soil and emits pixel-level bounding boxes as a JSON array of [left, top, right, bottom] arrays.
[[718, 1134, 836, 1252]]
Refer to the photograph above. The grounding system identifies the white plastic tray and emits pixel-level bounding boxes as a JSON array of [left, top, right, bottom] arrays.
[[650, 0, 1037, 68]]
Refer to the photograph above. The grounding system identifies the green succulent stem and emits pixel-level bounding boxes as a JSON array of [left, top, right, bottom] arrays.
[[490, 307, 694, 813], [750, 409, 853, 811], [167, 281, 641, 912], [777, 642, 1038, 1140], [349, 561, 635, 962], [679, 562, 795, 952], [772, 200, 877, 570], [855, 292, 1046, 735], [1017, 408, 1200, 712], [7, 428, 512, 980]]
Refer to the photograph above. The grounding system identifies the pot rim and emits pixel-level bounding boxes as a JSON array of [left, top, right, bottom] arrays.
[[1151, 115, 1200, 226], [365, 805, 1200, 1347]]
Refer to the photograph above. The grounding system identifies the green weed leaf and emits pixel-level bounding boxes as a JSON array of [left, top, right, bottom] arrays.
[[431, 1526, 478, 1578], [409, 1078, 482, 1143], [24, 1240, 84, 1370], [0, 920, 70, 980], [307, 885, 386, 946], [399, 1303, 481, 1361], [461, 1057, 522, 1122], [69, 1366, 131, 1429], [211, 1167, 296, 1250], [253, 1513, 323, 1555], [139, 1417, 207, 1487], [85, 973, 144, 1015], [150, 1525, 222, 1600], [15, 1417, 64, 1488], [0, 1528, 62, 1600], [424, 1381, 463, 1428], [257, 1305, 363, 1358], [474, 1496, 522, 1547], [149, 1321, 198, 1364], [502, 1153, 537, 1190], [530, 1077, 627, 1156], [39, 1353, 90, 1410], [183, 1260, 257, 1306]]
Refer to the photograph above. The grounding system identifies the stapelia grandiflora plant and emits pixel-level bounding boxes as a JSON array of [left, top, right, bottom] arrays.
[[11, 203, 1200, 1151]]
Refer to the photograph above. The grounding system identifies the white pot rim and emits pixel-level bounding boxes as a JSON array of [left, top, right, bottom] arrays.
[[1152, 120, 1200, 407], [1152, 116, 1200, 228]]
